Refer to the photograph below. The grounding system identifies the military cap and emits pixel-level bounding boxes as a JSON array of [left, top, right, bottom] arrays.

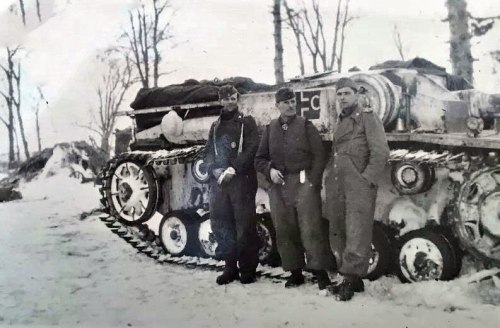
[[275, 87, 295, 103], [218, 85, 238, 99], [336, 77, 358, 92]]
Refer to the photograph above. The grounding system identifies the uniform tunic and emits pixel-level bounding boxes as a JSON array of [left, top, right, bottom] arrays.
[[255, 116, 334, 271], [325, 105, 389, 276], [203, 110, 260, 274]]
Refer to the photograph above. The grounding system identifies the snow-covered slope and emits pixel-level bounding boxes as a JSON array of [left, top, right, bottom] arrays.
[[0, 171, 498, 327]]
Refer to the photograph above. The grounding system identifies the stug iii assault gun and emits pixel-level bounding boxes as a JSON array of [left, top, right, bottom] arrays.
[[98, 58, 500, 283]]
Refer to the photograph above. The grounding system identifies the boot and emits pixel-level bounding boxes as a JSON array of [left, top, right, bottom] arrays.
[[328, 274, 364, 295], [336, 279, 355, 301], [239, 271, 257, 284], [315, 270, 332, 291], [285, 269, 305, 288], [216, 261, 239, 285]]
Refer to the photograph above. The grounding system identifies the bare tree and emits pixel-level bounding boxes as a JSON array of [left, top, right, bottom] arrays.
[[123, 0, 174, 89], [33, 86, 46, 153], [283, 0, 354, 74], [393, 25, 405, 61], [0, 47, 21, 167], [79, 53, 134, 156], [272, 0, 285, 83], [336, 0, 354, 73], [18, 0, 26, 26], [12, 60, 29, 160], [283, 1, 305, 75], [36, 0, 42, 22], [445, 0, 500, 84], [445, 0, 474, 83]]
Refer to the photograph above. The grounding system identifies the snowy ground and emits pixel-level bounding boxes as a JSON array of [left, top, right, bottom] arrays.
[[0, 172, 499, 327]]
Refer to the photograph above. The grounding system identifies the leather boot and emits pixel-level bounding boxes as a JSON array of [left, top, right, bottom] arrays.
[[216, 261, 239, 285], [239, 271, 257, 284], [315, 270, 332, 291], [328, 274, 364, 295], [285, 269, 305, 288]]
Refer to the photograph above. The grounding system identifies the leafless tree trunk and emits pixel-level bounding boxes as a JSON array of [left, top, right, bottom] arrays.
[[445, 0, 473, 84], [18, 0, 26, 25], [12, 61, 29, 159], [14, 126, 20, 163], [36, 0, 42, 22], [284, 0, 353, 74], [124, 0, 173, 89], [336, 0, 353, 73], [445, 0, 500, 84], [0, 47, 21, 167], [283, 1, 305, 75], [34, 87, 46, 152], [330, 0, 343, 70], [393, 25, 405, 61], [80, 54, 134, 156], [272, 0, 285, 83]]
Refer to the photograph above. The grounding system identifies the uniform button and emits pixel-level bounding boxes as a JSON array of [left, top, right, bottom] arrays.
[[335, 177, 338, 181], [334, 164, 337, 168]]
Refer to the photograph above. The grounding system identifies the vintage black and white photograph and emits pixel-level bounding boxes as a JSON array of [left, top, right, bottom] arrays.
[[0, 0, 499, 327]]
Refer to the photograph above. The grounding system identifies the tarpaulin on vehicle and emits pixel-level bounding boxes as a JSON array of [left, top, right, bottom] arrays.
[[369, 57, 473, 91], [130, 77, 275, 110]]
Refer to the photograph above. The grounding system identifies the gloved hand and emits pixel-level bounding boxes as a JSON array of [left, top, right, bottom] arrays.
[[218, 167, 236, 185], [270, 168, 284, 185]]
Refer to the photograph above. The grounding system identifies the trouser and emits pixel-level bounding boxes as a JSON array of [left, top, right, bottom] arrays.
[[269, 173, 335, 272], [209, 173, 259, 274], [328, 157, 377, 277]]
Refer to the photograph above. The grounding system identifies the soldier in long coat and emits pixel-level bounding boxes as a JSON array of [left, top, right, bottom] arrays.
[[203, 85, 260, 285], [255, 87, 334, 291], [326, 77, 390, 301]]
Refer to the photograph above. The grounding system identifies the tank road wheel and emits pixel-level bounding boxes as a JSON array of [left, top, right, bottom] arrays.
[[364, 222, 394, 281], [198, 216, 217, 258], [395, 228, 458, 283], [107, 160, 158, 225], [256, 214, 281, 267], [455, 167, 500, 265], [159, 212, 200, 256], [391, 161, 435, 195], [191, 157, 210, 184]]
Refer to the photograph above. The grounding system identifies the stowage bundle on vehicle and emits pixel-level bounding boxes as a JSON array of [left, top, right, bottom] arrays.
[[130, 77, 275, 110]]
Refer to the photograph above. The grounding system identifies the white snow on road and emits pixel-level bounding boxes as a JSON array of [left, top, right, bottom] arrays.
[[0, 172, 499, 327]]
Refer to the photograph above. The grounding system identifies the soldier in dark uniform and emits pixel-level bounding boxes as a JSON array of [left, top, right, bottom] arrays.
[[203, 85, 260, 285], [326, 77, 390, 301], [255, 87, 334, 292]]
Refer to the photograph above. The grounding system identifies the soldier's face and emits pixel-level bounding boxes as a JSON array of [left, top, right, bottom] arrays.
[[336, 87, 358, 110], [220, 93, 238, 112], [277, 97, 297, 117]]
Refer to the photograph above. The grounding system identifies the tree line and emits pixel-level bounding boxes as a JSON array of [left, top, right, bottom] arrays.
[[1, 0, 499, 169]]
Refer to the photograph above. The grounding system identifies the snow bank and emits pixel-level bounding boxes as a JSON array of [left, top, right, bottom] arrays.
[[18, 171, 99, 209]]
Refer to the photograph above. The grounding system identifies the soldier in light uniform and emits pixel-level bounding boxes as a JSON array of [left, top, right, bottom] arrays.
[[255, 87, 334, 291], [203, 85, 260, 285], [326, 77, 390, 301]]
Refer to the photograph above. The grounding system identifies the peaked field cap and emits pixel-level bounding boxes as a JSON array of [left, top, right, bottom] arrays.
[[275, 87, 295, 103], [336, 77, 358, 92], [218, 85, 239, 99]]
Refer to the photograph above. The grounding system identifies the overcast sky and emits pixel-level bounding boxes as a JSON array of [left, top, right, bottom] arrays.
[[0, 0, 499, 156]]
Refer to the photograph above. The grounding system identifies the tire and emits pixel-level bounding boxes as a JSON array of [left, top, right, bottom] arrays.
[[429, 225, 463, 279], [364, 221, 393, 281], [391, 161, 434, 195], [159, 211, 200, 256], [106, 159, 159, 225], [256, 214, 281, 267], [395, 228, 458, 283], [197, 216, 217, 258], [191, 157, 210, 184]]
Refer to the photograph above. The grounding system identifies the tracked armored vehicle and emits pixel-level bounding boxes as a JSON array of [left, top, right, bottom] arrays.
[[98, 58, 500, 283]]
